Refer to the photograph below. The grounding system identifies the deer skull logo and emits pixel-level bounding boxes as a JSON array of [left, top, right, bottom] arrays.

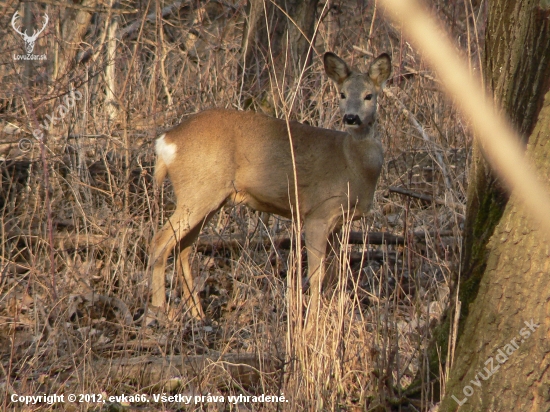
[[11, 11, 49, 55]]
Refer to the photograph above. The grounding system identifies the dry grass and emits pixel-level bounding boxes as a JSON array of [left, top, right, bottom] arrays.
[[0, 1, 482, 410]]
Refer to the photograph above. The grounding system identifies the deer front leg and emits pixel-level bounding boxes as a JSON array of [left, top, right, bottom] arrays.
[[303, 218, 332, 329]]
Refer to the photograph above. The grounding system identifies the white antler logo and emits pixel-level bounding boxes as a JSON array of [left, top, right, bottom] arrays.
[[11, 11, 49, 54]]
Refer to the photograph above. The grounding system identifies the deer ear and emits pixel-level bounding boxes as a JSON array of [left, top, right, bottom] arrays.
[[324, 52, 352, 85], [368, 53, 392, 87]]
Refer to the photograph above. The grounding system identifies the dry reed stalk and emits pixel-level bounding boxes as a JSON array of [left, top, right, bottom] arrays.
[[0, 1, 472, 409]]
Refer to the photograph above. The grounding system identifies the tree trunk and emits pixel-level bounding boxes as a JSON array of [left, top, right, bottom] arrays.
[[461, 0, 550, 291], [239, 0, 319, 110], [57, 0, 98, 78], [440, 1, 550, 410], [105, 0, 119, 123]]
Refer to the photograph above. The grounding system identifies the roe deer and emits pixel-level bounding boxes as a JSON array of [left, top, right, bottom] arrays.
[[151, 52, 391, 323]]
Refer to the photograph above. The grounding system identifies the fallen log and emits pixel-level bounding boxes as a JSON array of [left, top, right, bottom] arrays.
[[96, 352, 278, 389], [196, 231, 407, 253], [389, 186, 463, 208], [3, 229, 455, 254]]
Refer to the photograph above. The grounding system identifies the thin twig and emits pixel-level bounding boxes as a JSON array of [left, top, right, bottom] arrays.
[[385, 88, 452, 190], [20, 88, 57, 301], [117, 0, 189, 40], [22, 0, 137, 14]]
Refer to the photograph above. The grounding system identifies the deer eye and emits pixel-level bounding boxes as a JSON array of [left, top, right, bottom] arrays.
[[364, 94, 373, 101], [340, 93, 346, 99]]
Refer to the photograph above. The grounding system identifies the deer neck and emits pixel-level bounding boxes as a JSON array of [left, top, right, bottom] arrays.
[[344, 123, 383, 172], [346, 120, 376, 141]]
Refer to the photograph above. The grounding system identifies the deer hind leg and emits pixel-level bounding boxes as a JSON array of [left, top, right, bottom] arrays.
[[175, 209, 219, 319], [150, 201, 226, 311]]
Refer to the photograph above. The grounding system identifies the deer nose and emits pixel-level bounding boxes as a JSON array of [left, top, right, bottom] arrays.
[[343, 114, 361, 125]]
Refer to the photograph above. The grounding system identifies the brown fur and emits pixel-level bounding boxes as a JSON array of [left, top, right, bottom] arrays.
[[150, 52, 391, 326], [154, 157, 167, 187]]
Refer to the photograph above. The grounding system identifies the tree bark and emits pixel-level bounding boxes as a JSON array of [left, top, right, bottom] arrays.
[[461, 0, 550, 290], [105, 0, 119, 123], [440, 1, 550, 409], [57, 0, 98, 78], [442, 84, 550, 412], [239, 0, 319, 110]]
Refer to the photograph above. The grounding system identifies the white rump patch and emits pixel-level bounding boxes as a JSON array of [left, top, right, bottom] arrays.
[[155, 133, 176, 165]]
